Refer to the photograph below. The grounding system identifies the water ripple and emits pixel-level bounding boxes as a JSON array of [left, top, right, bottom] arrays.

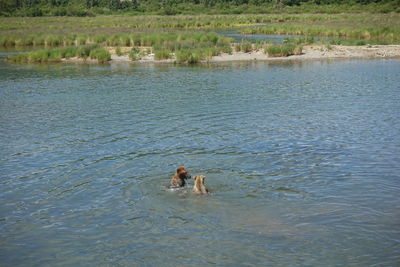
[[1, 57, 400, 266]]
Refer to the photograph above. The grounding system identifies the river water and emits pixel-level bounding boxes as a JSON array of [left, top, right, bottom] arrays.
[[1, 55, 399, 266]]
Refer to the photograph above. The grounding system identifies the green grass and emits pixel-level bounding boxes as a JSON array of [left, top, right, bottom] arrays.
[[234, 41, 253, 53], [89, 48, 111, 63], [128, 47, 142, 61], [1, 14, 399, 49], [175, 50, 201, 64], [3, 13, 400, 64], [7, 44, 111, 63], [1, 14, 398, 37], [115, 47, 123, 56], [265, 44, 303, 57], [174, 47, 223, 64], [154, 49, 171, 60], [5, 30, 235, 64], [242, 21, 400, 45]]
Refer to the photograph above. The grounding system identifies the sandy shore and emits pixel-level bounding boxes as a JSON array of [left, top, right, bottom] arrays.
[[64, 45, 400, 64], [211, 45, 400, 62]]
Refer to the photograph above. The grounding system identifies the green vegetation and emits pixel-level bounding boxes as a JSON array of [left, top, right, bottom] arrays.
[[265, 43, 302, 57], [115, 46, 122, 56], [2, 13, 399, 64], [7, 44, 111, 63], [4, 29, 234, 63], [89, 47, 112, 62], [241, 13, 400, 44], [243, 24, 400, 44], [1, 0, 399, 17], [154, 49, 171, 60], [234, 41, 253, 53], [149, 32, 232, 63], [175, 46, 225, 64], [175, 50, 200, 64], [1, 14, 399, 48], [128, 47, 142, 61]]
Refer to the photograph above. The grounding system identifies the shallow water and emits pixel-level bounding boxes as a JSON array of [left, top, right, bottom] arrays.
[[216, 28, 294, 43], [1, 56, 400, 266]]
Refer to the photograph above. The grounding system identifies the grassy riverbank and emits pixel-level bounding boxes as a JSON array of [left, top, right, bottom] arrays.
[[5, 32, 236, 64], [1, 13, 399, 37], [1, 14, 399, 46], [242, 21, 400, 45], [2, 13, 399, 63], [7, 44, 111, 63]]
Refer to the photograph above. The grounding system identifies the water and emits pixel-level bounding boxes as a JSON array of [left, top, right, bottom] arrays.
[[217, 28, 294, 44], [1, 55, 400, 266]]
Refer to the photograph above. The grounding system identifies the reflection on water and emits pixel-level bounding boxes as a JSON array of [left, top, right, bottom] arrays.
[[1, 56, 400, 266]]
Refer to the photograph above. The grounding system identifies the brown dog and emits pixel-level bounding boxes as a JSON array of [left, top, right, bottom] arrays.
[[169, 166, 191, 188], [192, 175, 208, 195]]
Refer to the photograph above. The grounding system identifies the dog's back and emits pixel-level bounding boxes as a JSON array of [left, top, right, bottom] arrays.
[[193, 175, 208, 195]]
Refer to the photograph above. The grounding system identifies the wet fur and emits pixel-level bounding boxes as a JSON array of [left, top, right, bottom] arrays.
[[193, 175, 208, 195], [169, 166, 191, 188]]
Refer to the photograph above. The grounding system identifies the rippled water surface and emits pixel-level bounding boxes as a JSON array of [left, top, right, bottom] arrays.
[[1, 56, 400, 266]]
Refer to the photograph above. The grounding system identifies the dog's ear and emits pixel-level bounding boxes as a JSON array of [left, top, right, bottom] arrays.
[[193, 176, 198, 181]]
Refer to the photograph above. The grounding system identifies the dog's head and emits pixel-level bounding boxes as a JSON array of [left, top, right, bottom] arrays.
[[176, 166, 191, 180]]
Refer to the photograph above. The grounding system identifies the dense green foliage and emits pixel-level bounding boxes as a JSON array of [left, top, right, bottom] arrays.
[[1, 0, 399, 16]]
